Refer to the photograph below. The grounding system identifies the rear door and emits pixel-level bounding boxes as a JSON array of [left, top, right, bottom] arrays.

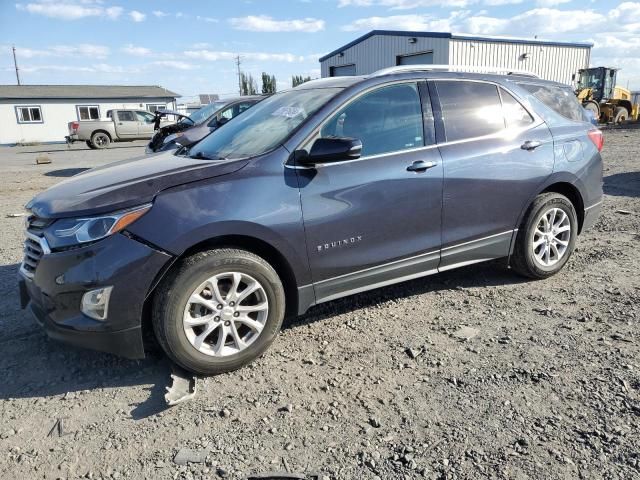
[[297, 81, 443, 303], [431, 79, 554, 270], [114, 111, 138, 138]]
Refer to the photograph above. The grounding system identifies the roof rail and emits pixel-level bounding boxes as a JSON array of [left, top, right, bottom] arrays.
[[370, 64, 540, 78]]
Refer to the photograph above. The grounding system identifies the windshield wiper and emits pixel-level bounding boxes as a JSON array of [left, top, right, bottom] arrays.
[[189, 151, 227, 160]]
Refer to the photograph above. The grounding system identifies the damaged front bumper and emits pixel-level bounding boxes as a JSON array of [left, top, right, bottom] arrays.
[[19, 232, 173, 359]]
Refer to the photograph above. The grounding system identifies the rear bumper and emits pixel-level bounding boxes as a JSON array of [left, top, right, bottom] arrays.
[[582, 199, 602, 232], [65, 134, 80, 144], [18, 233, 173, 359]]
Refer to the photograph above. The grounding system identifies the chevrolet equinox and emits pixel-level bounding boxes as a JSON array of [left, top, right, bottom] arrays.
[[19, 67, 603, 375]]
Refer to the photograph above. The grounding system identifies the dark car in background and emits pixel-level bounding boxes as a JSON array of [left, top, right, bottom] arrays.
[[20, 66, 603, 375], [146, 96, 263, 153]]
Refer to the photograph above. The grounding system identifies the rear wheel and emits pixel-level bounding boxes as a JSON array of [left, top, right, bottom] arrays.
[[153, 248, 286, 375], [583, 101, 600, 120], [90, 131, 111, 149], [511, 193, 577, 279], [614, 106, 628, 125]]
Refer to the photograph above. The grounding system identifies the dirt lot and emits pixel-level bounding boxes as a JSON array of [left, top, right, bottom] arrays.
[[0, 133, 638, 480]]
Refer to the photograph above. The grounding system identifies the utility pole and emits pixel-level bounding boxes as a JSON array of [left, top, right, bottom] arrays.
[[235, 55, 242, 96], [12, 45, 21, 85]]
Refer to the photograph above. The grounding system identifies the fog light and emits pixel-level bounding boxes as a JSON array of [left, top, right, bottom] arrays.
[[81, 286, 113, 321]]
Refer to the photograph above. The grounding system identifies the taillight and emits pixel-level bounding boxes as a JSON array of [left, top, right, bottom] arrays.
[[70, 121, 79, 132], [588, 129, 604, 152]]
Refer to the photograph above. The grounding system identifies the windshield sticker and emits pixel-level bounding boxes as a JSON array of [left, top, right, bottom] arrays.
[[272, 106, 305, 118]]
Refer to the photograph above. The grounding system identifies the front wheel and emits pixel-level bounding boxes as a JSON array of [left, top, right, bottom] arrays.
[[152, 248, 286, 375], [511, 193, 577, 279]]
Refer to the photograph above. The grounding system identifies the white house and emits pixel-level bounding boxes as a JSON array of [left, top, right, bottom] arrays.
[[319, 31, 592, 85], [0, 84, 180, 145]]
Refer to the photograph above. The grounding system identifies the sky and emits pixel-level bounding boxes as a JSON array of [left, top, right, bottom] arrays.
[[1, 0, 639, 103]]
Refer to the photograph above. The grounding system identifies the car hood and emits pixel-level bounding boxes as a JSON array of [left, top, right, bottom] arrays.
[[27, 150, 250, 218]]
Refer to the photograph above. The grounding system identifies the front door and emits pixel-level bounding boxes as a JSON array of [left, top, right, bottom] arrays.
[[296, 82, 443, 303], [135, 111, 156, 138], [431, 80, 555, 270]]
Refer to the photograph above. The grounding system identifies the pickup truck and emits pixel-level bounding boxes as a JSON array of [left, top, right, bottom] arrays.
[[66, 109, 174, 149]]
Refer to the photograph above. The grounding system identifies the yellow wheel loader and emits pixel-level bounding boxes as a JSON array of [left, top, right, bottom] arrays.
[[575, 67, 639, 124]]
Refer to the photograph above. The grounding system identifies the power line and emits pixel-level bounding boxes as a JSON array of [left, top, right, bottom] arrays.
[[12, 45, 21, 85]]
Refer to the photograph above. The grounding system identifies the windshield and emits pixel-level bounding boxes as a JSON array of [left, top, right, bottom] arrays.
[[578, 70, 602, 90], [186, 101, 229, 125], [187, 88, 342, 160]]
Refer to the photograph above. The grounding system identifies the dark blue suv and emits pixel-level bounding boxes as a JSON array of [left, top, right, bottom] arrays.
[[19, 67, 603, 375]]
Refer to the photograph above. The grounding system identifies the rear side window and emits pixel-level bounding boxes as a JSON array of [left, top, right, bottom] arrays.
[[117, 111, 135, 122], [436, 81, 504, 142], [500, 88, 533, 129], [519, 83, 585, 123], [320, 83, 426, 157]]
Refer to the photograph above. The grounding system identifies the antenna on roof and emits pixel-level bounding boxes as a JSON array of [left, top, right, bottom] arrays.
[[12, 45, 21, 86]]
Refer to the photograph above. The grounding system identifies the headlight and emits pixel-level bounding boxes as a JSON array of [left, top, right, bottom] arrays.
[[44, 204, 151, 250]]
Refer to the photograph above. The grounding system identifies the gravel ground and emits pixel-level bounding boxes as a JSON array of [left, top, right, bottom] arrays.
[[0, 132, 638, 480]]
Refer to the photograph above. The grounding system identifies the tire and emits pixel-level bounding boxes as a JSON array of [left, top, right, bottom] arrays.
[[614, 107, 628, 125], [153, 248, 286, 375], [583, 101, 600, 119], [86, 140, 97, 150], [90, 131, 111, 149], [511, 193, 578, 279]]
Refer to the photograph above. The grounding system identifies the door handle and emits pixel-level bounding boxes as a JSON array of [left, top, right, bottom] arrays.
[[407, 160, 437, 172], [521, 140, 542, 151], [118, 122, 123, 125]]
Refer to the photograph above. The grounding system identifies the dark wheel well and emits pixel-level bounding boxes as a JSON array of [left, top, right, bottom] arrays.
[[91, 130, 112, 140], [141, 236, 299, 345], [542, 182, 584, 233]]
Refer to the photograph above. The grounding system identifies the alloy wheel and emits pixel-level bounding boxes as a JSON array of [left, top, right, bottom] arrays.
[[531, 207, 571, 267], [182, 272, 269, 357]]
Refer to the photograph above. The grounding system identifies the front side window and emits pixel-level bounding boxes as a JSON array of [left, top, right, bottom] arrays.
[[16, 106, 42, 123], [188, 101, 228, 125], [189, 88, 342, 160], [436, 81, 504, 142], [135, 111, 155, 123], [77, 105, 100, 121], [320, 83, 425, 157], [117, 111, 135, 122]]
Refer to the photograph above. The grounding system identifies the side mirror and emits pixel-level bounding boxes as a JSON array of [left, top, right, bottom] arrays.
[[299, 137, 362, 165]]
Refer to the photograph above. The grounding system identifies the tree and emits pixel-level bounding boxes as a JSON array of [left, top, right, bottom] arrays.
[[261, 72, 277, 94], [240, 72, 258, 96], [292, 74, 312, 87]]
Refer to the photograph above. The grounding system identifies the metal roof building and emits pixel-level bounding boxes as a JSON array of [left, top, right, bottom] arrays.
[[0, 85, 179, 145], [320, 31, 593, 85]]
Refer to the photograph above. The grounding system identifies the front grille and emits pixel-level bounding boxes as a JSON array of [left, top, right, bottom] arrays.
[[20, 215, 52, 279]]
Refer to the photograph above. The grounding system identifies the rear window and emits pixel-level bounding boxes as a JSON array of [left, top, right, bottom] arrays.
[[519, 83, 585, 123]]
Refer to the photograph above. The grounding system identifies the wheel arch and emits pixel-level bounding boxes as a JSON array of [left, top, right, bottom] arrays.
[[140, 233, 302, 344], [91, 129, 112, 140]]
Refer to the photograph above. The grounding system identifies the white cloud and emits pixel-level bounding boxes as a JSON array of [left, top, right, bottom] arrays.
[[18, 63, 138, 74], [152, 60, 197, 70], [343, 10, 469, 31], [229, 15, 325, 32], [184, 49, 307, 63], [535, 0, 570, 6], [129, 10, 146, 22], [464, 8, 605, 35], [121, 44, 152, 56], [152, 10, 169, 17], [16, 1, 123, 20], [14, 44, 110, 59], [338, 0, 475, 8], [196, 15, 218, 23]]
